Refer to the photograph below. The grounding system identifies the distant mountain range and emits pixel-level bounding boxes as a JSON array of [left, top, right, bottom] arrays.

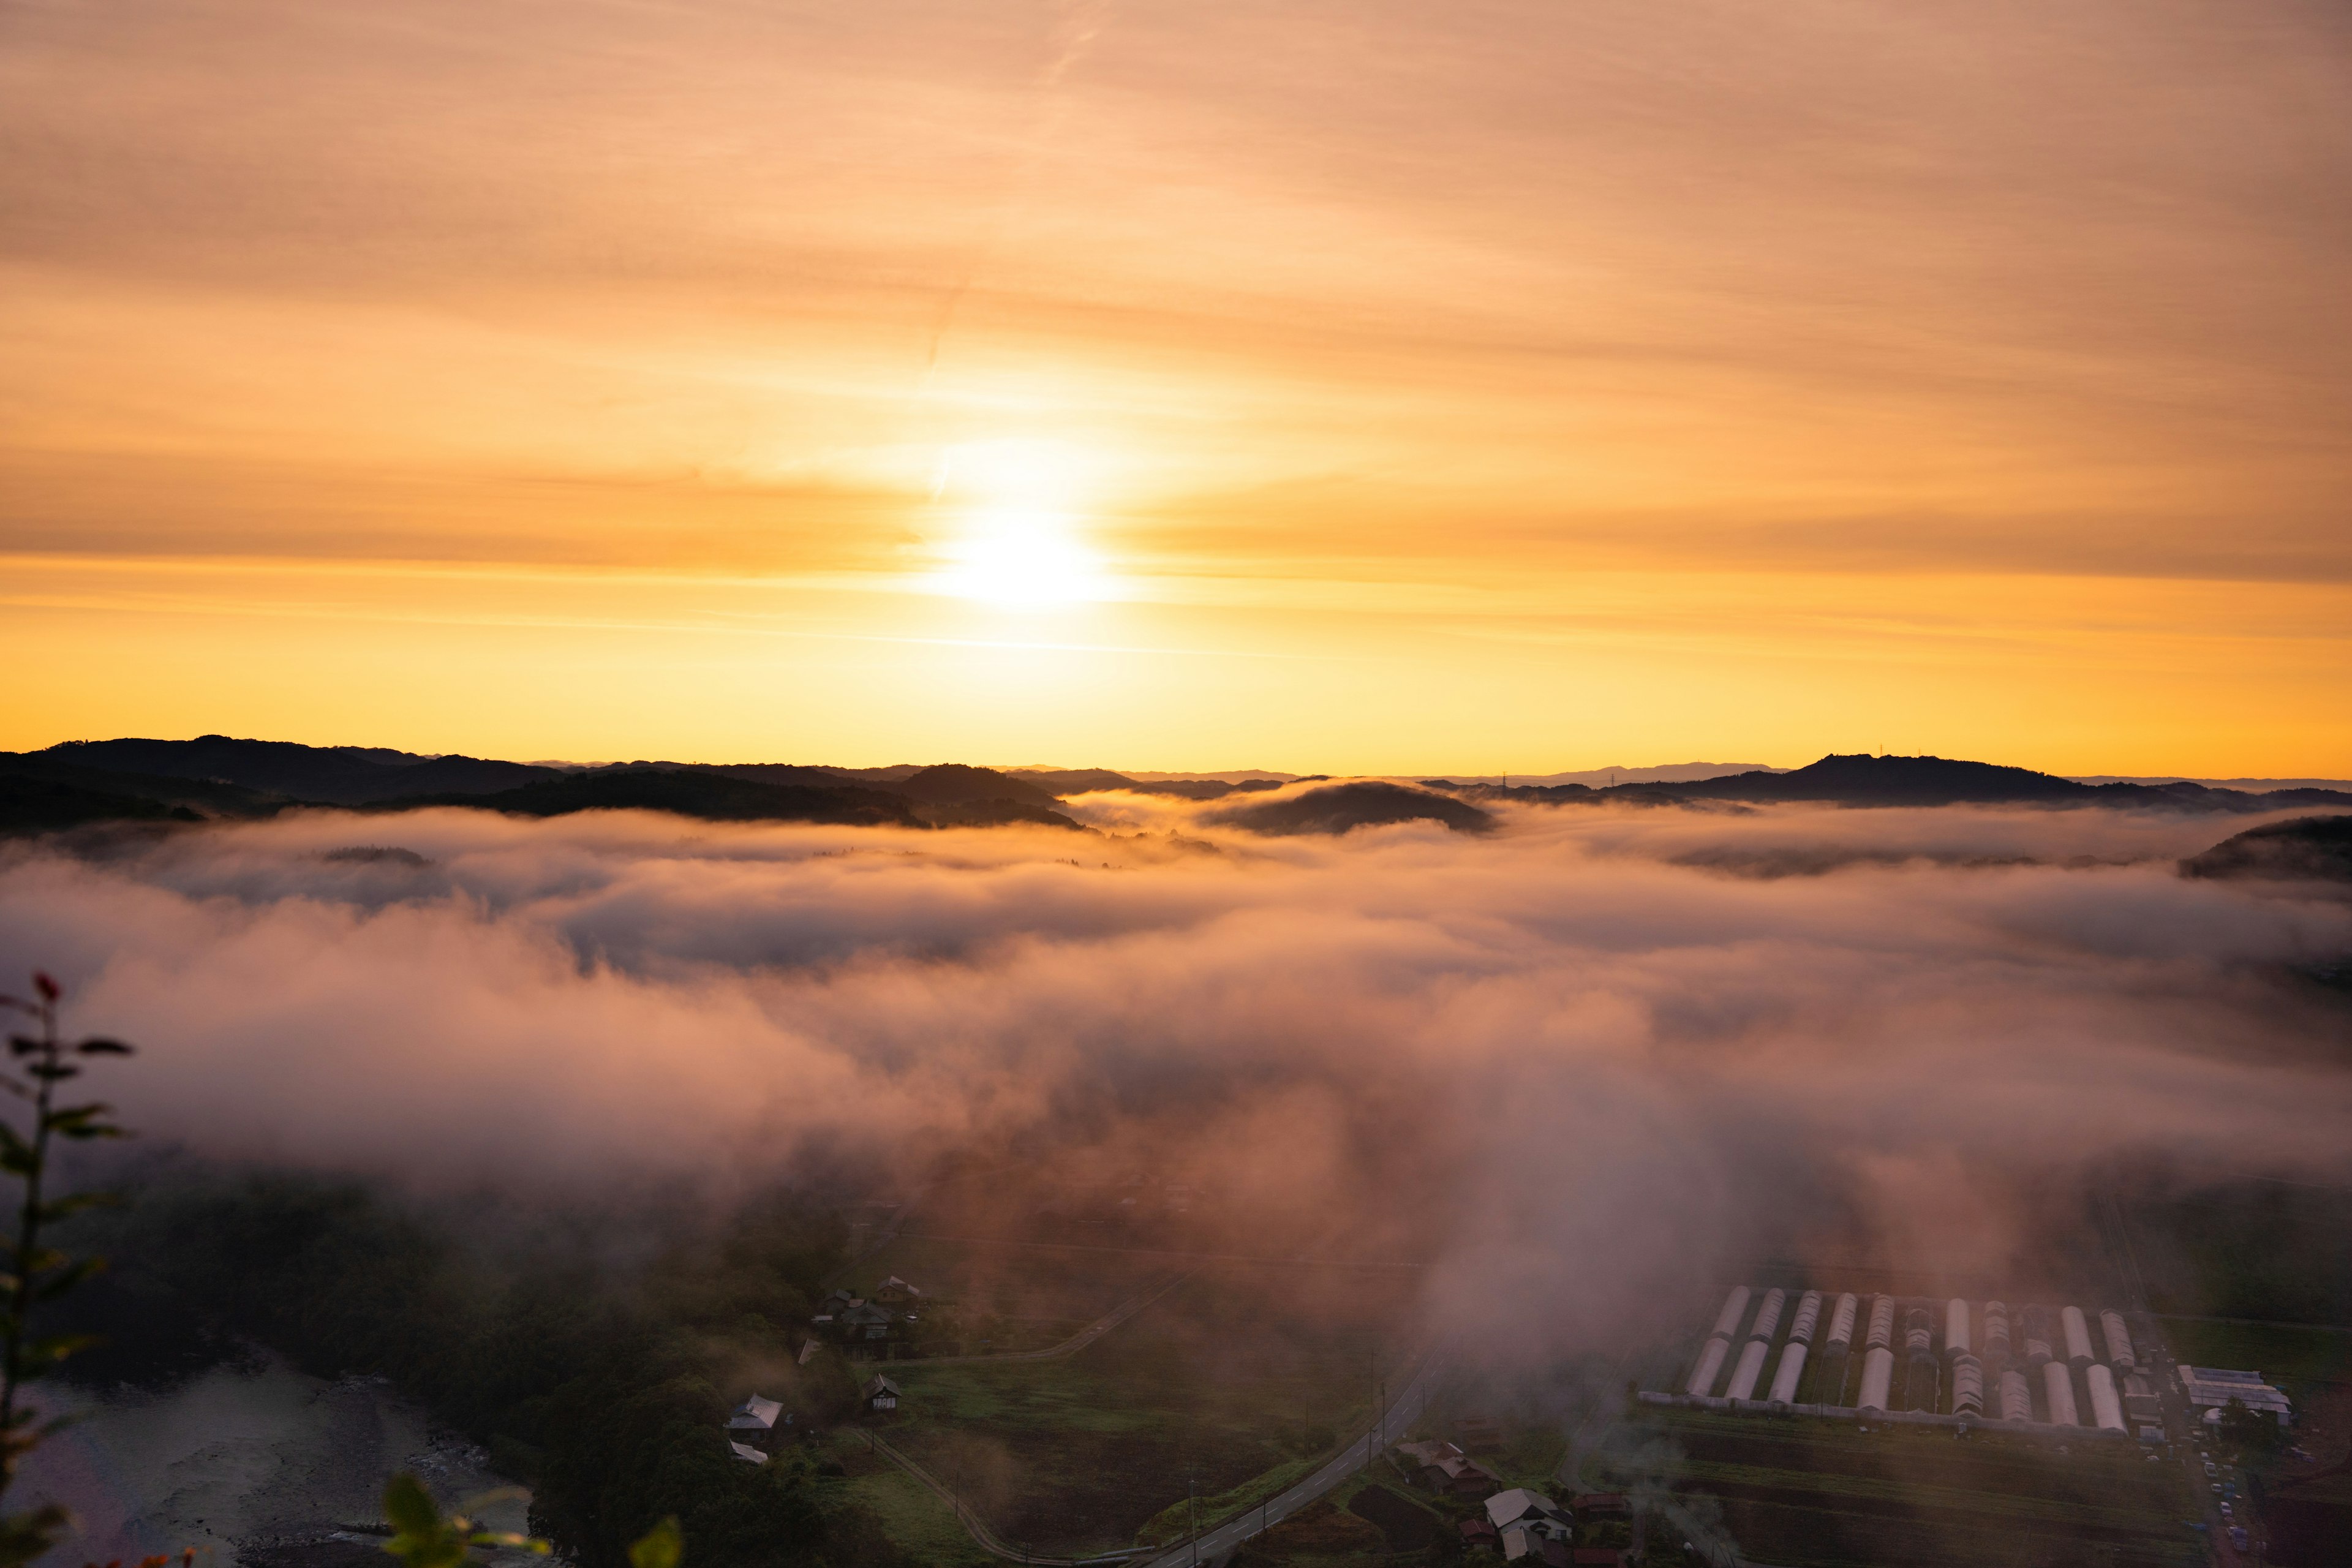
[[4, 737, 2348, 839], [1420, 753, 2352, 815], [1, 738, 1084, 835]]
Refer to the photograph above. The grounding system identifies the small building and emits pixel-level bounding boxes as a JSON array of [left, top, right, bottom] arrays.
[[1430, 1454, 1502, 1499], [861, 1374, 902, 1414], [727, 1393, 785, 1450], [1458, 1518, 1500, 1550], [1394, 1439, 1464, 1469], [1486, 1488, 1573, 1542], [842, 1303, 894, 1343], [1455, 1414, 1506, 1454], [2121, 1373, 2162, 1427], [1570, 1493, 1630, 1520], [872, 1275, 927, 1306], [728, 1441, 769, 1465], [1501, 1526, 1570, 1565], [2177, 1365, 2293, 1425], [797, 1337, 821, 1366]]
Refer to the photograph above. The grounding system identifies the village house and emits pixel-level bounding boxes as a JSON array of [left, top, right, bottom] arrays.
[[1392, 1438, 1500, 1498], [1487, 1488, 1574, 1542], [841, 1302, 894, 1347], [1454, 1414, 1506, 1454], [726, 1393, 786, 1452], [872, 1275, 926, 1307], [861, 1374, 902, 1414], [1433, 1455, 1502, 1499], [1501, 1528, 1570, 1566]]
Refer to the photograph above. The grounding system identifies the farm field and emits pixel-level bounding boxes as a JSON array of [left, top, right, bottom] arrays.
[[1614, 1408, 2205, 1568], [838, 1233, 1180, 1352], [871, 1264, 1425, 1557], [2122, 1181, 2352, 1326], [811, 1436, 997, 1568], [2156, 1317, 2352, 1390]]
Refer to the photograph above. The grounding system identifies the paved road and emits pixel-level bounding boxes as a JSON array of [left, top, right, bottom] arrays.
[[1137, 1347, 1446, 1568]]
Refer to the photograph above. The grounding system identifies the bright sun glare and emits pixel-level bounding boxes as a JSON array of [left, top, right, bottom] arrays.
[[933, 440, 1109, 609]]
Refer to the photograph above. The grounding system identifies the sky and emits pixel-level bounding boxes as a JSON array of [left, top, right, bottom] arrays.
[[4, 0, 2350, 773]]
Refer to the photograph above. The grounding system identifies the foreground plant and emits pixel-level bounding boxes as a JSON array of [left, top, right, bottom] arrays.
[[0, 971, 134, 1567], [382, 1472, 677, 1568]]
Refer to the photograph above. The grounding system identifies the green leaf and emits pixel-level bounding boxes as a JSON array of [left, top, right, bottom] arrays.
[[73, 1038, 133, 1055], [383, 1474, 442, 1539], [35, 1191, 121, 1224], [35, 1256, 107, 1301], [26, 1331, 102, 1362], [48, 1102, 124, 1138], [26, 1063, 81, 1082], [0, 1499, 72, 1568], [466, 1534, 551, 1556], [628, 1516, 682, 1568], [7, 1036, 40, 1059]]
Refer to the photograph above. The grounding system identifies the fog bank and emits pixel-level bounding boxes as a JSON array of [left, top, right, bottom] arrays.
[[3, 799, 2346, 1362]]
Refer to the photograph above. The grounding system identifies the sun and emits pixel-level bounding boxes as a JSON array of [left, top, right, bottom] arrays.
[[939, 505, 1106, 609], [929, 440, 1112, 609]]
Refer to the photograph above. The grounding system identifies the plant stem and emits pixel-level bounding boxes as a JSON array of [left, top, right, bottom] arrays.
[[0, 995, 55, 1441]]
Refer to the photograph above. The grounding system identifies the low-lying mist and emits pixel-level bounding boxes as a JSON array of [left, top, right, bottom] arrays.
[[4, 794, 2348, 1370]]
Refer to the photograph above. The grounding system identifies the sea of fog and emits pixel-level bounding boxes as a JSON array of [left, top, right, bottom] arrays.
[[1, 793, 2348, 1386]]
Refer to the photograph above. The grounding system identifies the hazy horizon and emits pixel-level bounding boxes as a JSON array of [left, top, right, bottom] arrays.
[[6, 0, 2350, 774]]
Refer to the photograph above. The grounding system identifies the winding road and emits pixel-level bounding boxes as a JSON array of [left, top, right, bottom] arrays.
[[1135, 1346, 1446, 1568]]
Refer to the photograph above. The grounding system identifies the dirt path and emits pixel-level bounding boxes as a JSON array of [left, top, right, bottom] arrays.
[[912, 1268, 1202, 1367], [860, 1428, 1143, 1566]]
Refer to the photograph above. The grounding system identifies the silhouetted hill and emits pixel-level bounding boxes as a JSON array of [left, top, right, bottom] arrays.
[[1009, 768, 1142, 795], [0, 775, 198, 834], [0, 752, 291, 822], [1589, 755, 2352, 813], [1669, 754, 2086, 805], [698, 763, 872, 789], [372, 769, 926, 827], [36, 736, 563, 803], [1208, 782, 1493, 836], [915, 798, 1087, 831], [2182, 815, 2352, 883], [886, 764, 1063, 809]]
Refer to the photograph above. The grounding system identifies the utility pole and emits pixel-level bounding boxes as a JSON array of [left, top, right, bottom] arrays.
[[1188, 1473, 1198, 1567]]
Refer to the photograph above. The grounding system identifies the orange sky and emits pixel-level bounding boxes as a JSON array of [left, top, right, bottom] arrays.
[[4, 0, 2349, 773]]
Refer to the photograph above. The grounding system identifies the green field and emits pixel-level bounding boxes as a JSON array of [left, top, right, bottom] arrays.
[[871, 1264, 1421, 1556], [2156, 1317, 2352, 1390], [813, 1436, 998, 1567], [2124, 1181, 2352, 1325], [1611, 1408, 2206, 1568]]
